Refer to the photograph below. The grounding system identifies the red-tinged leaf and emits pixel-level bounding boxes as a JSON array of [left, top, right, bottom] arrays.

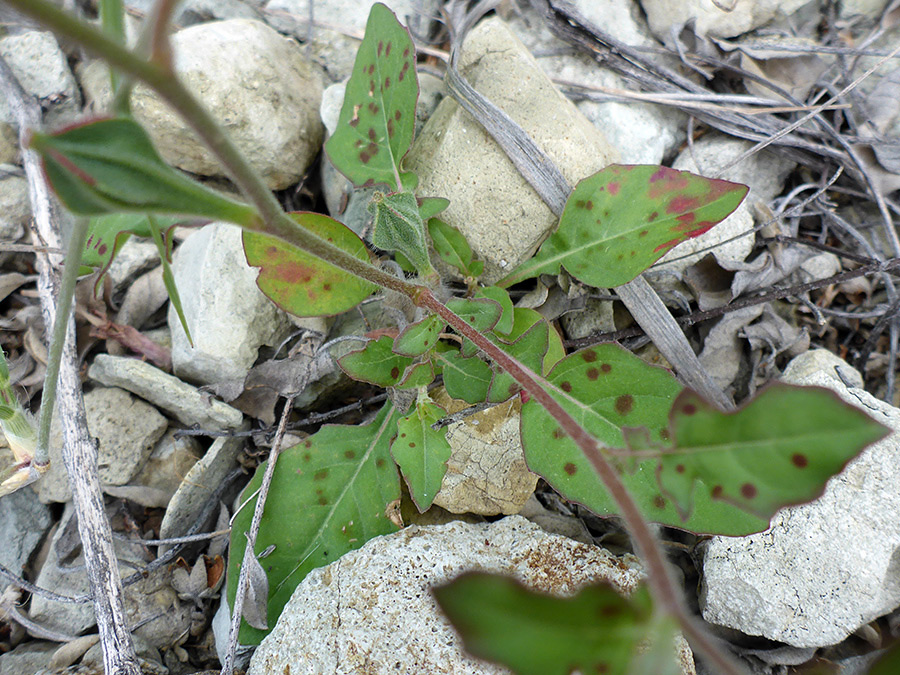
[[499, 165, 748, 288], [521, 344, 768, 536], [393, 315, 445, 357], [434, 573, 676, 675], [391, 395, 451, 511], [243, 212, 376, 317], [657, 384, 891, 520], [324, 3, 418, 190], [29, 117, 258, 224]]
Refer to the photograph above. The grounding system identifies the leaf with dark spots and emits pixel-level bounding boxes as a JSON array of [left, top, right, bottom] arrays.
[[499, 165, 748, 289], [324, 3, 418, 190], [521, 344, 766, 535], [243, 212, 376, 317], [227, 403, 400, 644], [434, 573, 679, 675], [391, 395, 451, 511], [394, 315, 445, 357], [338, 335, 414, 387], [656, 384, 891, 521]]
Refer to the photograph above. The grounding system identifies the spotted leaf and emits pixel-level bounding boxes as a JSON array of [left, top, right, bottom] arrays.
[[394, 315, 445, 357], [657, 384, 891, 520], [521, 344, 767, 535], [338, 336, 413, 387], [391, 395, 451, 511], [434, 573, 678, 675], [243, 212, 376, 317], [499, 165, 748, 288], [324, 3, 418, 190], [226, 403, 400, 644]]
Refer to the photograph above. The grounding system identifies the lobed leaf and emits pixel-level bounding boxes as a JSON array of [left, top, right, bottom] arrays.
[[434, 573, 671, 675], [29, 117, 257, 225], [499, 165, 748, 289], [520, 344, 767, 535], [324, 3, 418, 190], [657, 384, 891, 520], [226, 403, 401, 645], [243, 212, 376, 317], [391, 395, 451, 511]]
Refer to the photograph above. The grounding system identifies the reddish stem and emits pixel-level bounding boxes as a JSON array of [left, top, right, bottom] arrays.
[[418, 289, 744, 675]]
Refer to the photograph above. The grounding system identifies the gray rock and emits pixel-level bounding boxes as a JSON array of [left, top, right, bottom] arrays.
[[168, 223, 292, 385], [0, 31, 81, 126], [639, 0, 814, 42], [264, 0, 438, 82], [0, 485, 52, 576], [407, 18, 619, 284], [0, 174, 30, 242], [0, 641, 57, 675], [648, 134, 795, 281], [128, 19, 323, 190], [89, 353, 245, 431], [30, 503, 191, 648], [0, 124, 18, 164], [507, 2, 684, 165], [104, 237, 160, 302], [561, 298, 616, 341], [115, 428, 202, 508], [700, 351, 900, 647], [432, 390, 538, 516], [160, 434, 246, 546], [248, 516, 646, 674], [39, 386, 168, 503]]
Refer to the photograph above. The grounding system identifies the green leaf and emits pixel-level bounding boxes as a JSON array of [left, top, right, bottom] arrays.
[[395, 360, 435, 389], [657, 384, 891, 520], [434, 573, 671, 675], [438, 349, 493, 404], [323, 2, 418, 190], [227, 403, 401, 645], [486, 319, 548, 404], [147, 215, 192, 347], [496, 307, 565, 375], [521, 345, 767, 535], [499, 165, 748, 288], [338, 336, 414, 387], [29, 117, 258, 225], [394, 315, 445, 357], [475, 286, 514, 335], [391, 394, 451, 511], [369, 191, 434, 276], [446, 297, 502, 358], [417, 197, 449, 221], [243, 212, 376, 317], [428, 217, 483, 279]]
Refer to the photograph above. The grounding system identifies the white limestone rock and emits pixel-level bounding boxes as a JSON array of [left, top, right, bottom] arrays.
[[700, 351, 900, 647], [406, 18, 618, 284], [248, 516, 651, 674], [168, 223, 292, 385], [639, 0, 814, 42], [129, 19, 323, 190]]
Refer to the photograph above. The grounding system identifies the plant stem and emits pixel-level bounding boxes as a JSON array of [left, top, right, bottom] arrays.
[[35, 216, 90, 467], [419, 289, 746, 675]]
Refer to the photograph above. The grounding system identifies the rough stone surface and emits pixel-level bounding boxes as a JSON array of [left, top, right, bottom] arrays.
[[160, 434, 246, 546], [561, 298, 616, 341], [648, 134, 795, 282], [0, 174, 30, 242], [432, 390, 538, 516], [39, 386, 168, 503], [0, 641, 56, 675], [700, 351, 900, 647], [128, 19, 323, 189], [168, 223, 292, 385], [123, 428, 202, 507], [0, 485, 52, 577], [0, 31, 81, 126], [639, 0, 814, 42], [264, 0, 438, 82], [507, 2, 684, 165], [0, 123, 17, 164], [89, 353, 245, 431], [248, 516, 647, 675], [407, 18, 619, 284], [104, 238, 160, 301]]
